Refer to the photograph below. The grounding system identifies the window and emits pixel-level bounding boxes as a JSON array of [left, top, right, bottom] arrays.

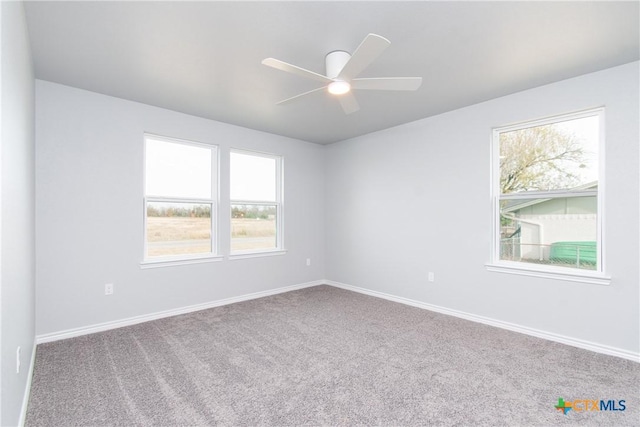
[[230, 150, 283, 255], [143, 134, 218, 264], [490, 108, 605, 281]]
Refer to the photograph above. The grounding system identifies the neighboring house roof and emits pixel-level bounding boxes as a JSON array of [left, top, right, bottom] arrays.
[[503, 181, 597, 213]]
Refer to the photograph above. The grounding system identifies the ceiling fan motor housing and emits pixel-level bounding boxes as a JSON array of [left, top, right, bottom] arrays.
[[325, 51, 351, 79]]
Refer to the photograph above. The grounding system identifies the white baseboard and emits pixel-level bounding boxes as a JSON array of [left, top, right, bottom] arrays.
[[18, 338, 37, 427], [34, 278, 639, 363], [326, 280, 640, 363], [36, 280, 324, 344]]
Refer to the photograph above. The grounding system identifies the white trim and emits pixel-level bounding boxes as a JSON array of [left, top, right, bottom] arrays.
[[231, 199, 279, 205], [485, 262, 611, 286], [491, 107, 606, 276], [18, 338, 37, 427], [325, 280, 639, 363], [143, 134, 219, 262], [140, 255, 223, 269], [144, 132, 216, 151], [490, 125, 501, 266], [229, 148, 284, 254], [597, 108, 606, 275], [35, 280, 323, 344], [32, 280, 638, 364], [228, 249, 287, 260], [501, 189, 597, 200], [146, 196, 214, 204], [229, 147, 282, 161], [494, 107, 606, 133]]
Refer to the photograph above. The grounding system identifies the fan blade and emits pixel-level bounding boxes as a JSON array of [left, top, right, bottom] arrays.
[[276, 86, 327, 105], [338, 92, 360, 114], [337, 34, 390, 81], [262, 58, 332, 84], [351, 77, 422, 91]]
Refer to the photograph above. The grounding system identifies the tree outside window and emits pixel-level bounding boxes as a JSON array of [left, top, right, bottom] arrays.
[[493, 109, 602, 272]]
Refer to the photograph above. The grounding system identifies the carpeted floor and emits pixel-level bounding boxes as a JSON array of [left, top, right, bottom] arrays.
[[26, 285, 639, 426]]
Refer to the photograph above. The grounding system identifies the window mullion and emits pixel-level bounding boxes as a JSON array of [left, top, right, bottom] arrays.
[[147, 196, 214, 204], [500, 190, 597, 200]]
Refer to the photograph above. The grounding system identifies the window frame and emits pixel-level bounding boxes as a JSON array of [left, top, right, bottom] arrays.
[[141, 133, 221, 268], [229, 148, 285, 259], [487, 108, 610, 285]]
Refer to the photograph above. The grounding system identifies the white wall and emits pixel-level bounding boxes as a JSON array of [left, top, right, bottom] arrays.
[[35, 80, 325, 336], [33, 61, 639, 359], [325, 62, 639, 356], [1, 2, 36, 425]]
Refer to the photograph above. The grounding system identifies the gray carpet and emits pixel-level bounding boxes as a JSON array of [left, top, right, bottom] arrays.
[[26, 285, 639, 426]]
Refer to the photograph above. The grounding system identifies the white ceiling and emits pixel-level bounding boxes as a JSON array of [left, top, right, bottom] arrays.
[[24, 1, 639, 145]]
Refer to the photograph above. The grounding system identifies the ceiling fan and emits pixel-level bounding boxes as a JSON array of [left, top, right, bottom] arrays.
[[262, 34, 422, 114]]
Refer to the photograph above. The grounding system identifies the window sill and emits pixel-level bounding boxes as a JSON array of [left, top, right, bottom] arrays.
[[485, 262, 611, 286], [140, 255, 223, 269], [228, 250, 287, 260]]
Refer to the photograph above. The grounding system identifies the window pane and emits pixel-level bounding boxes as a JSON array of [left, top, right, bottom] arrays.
[[499, 196, 597, 270], [146, 202, 212, 257], [146, 137, 212, 199], [231, 204, 276, 251], [230, 152, 276, 201], [499, 115, 598, 194]]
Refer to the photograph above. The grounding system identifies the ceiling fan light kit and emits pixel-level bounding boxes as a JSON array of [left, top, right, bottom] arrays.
[[262, 34, 422, 114], [327, 81, 351, 95]]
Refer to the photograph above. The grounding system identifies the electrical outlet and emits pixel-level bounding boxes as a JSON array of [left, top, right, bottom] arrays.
[[428, 272, 435, 282], [306, 258, 311, 266], [105, 283, 114, 295], [16, 347, 21, 374]]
